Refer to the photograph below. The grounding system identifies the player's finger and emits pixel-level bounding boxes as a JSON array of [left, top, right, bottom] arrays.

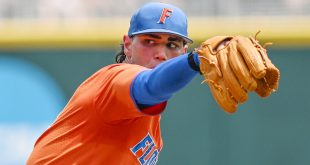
[[217, 48, 248, 103], [250, 37, 280, 91], [227, 40, 257, 91], [235, 36, 266, 79]]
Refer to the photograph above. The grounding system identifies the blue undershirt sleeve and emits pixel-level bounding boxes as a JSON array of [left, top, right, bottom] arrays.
[[132, 52, 199, 106]]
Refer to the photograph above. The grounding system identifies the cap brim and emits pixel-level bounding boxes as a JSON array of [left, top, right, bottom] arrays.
[[130, 29, 193, 44]]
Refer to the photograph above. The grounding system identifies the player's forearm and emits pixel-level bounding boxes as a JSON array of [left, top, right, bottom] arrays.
[[131, 53, 199, 105]]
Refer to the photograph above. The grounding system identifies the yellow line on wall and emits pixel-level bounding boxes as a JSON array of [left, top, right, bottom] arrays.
[[0, 16, 309, 49]]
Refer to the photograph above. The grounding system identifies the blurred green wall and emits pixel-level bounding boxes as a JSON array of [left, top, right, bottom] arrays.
[[2, 46, 309, 165]]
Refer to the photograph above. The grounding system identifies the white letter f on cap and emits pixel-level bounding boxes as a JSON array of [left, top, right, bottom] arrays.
[[158, 8, 173, 24]]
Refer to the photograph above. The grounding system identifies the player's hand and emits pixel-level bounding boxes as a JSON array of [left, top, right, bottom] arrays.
[[196, 32, 280, 114]]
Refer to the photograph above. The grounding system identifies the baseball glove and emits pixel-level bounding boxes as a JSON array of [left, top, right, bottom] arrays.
[[196, 32, 280, 114]]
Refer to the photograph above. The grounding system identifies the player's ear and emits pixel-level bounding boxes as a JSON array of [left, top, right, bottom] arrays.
[[123, 35, 132, 58], [183, 44, 188, 54]]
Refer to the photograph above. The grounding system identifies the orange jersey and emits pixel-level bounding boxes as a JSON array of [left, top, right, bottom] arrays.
[[27, 64, 167, 165]]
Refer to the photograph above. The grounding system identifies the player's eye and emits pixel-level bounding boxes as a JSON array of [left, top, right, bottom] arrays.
[[144, 39, 155, 45], [167, 42, 180, 49]]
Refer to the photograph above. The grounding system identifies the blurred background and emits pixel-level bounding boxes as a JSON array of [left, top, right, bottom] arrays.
[[0, 0, 310, 164]]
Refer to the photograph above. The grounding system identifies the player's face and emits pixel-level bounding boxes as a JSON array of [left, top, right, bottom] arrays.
[[123, 33, 188, 68]]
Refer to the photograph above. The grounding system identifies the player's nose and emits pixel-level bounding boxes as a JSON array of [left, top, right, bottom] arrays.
[[154, 47, 168, 62]]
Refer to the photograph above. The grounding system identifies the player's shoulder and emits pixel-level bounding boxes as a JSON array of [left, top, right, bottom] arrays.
[[99, 63, 148, 73], [79, 63, 148, 89]]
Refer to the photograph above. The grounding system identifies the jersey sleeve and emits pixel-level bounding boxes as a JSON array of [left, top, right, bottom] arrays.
[[132, 53, 198, 105]]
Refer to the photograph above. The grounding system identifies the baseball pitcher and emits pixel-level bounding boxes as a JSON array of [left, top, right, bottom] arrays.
[[27, 2, 280, 165]]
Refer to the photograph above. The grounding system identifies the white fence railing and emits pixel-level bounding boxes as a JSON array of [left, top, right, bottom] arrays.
[[0, 0, 309, 19]]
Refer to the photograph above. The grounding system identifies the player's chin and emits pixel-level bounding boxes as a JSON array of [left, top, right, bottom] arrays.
[[145, 63, 159, 69], [142, 60, 165, 69], [151, 61, 166, 68]]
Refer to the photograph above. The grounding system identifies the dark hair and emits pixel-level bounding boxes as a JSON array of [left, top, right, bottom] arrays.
[[115, 44, 126, 63]]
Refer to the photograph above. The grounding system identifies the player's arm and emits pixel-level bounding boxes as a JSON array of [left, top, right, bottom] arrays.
[[131, 52, 200, 110]]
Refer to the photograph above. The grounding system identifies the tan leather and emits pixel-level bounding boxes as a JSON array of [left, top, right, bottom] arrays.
[[196, 35, 280, 114]]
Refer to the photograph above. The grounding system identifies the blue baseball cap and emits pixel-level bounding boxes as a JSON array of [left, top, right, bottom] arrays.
[[128, 2, 193, 43]]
